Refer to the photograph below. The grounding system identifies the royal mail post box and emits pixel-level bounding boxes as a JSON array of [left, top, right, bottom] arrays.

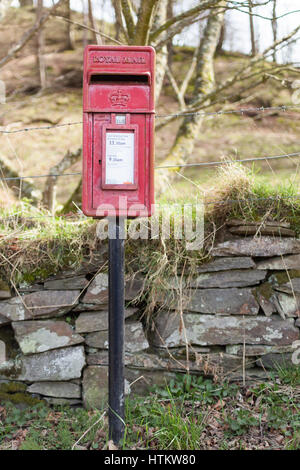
[[82, 45, 155, 218]]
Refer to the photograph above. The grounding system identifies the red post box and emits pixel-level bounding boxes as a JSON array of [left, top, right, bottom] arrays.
[[82, 45, 155, 218]]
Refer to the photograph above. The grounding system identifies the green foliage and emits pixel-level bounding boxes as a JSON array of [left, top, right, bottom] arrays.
[[152, 374, 238, 404], [1, 370, 300, 450], [224, 409, 259, 436], [275, 364, 300, 387]]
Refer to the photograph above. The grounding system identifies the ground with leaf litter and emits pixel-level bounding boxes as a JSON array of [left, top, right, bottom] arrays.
[[0, 369, 299, 450]]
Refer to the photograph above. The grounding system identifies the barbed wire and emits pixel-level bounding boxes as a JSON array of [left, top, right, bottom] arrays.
[[1, 150, 300, 182], [0, 121, 83, 134], [1, 172, 81, 181], [156, 151, 300, 169], [0, 105, 300, 134]]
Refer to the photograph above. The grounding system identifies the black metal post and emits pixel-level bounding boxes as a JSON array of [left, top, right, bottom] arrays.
[[108, 217, 125, 444]]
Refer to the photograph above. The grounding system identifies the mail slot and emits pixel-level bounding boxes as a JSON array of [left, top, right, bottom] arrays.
[[82, 45, 155, 218]]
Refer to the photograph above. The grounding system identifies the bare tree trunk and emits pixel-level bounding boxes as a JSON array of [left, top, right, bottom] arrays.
[[61, 0, 74, 50], [272, 0, 277, 62], [157, 2, 226, 190], [0, 0, 65, 69], [152, 0, 168, 103], [167, 0, 174, 69], [61, 178, 82, 214], [42, 148, 81, 214], [216, 21, 225, 54], [111, 0, 128, 41], [36, 0, 46, 89], [82, 0, 88, 48], [249, 1, 256, 57], [19, 0, 33, 6], [0, 156, 40, 204], [88, 0, 101, 44]]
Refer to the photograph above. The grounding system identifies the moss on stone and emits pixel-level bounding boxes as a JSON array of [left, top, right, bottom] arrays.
[[0, 391, 45, 406], [256, 282, 274, 300], [0, 358, 23, 379], [0, 279, 10, 293], [272, 270, 300, 285], [0, 381, 27, 393]]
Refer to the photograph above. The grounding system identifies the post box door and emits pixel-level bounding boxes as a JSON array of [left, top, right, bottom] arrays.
[[91, 113, 151, 216]]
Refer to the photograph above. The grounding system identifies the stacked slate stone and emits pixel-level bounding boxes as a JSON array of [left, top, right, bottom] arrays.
[[0, 266, 149, 408], [0, 219, 299, 409], [150, 219, 300, 383]]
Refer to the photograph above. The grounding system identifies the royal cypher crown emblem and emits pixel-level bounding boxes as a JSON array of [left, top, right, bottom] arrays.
[[109, 89, 130, 107]]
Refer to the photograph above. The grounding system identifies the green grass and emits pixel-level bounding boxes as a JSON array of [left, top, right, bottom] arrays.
[[1, 369, 299, 450], [2, 165, 300, 290]]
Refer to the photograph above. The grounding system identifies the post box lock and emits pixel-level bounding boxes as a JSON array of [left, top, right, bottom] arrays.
[[82, 45, 155, 218]]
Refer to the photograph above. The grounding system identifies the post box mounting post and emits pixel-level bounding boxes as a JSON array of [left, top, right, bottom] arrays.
[[108, 216, 125, 444], [82, 45, 155, 444]]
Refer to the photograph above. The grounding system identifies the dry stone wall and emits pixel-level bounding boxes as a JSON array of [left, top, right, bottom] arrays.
[[0, 219, 300, 408]]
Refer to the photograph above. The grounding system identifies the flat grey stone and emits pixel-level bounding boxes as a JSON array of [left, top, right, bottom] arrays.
[[197, 257, 255, 273], [82, 366, 108, 409], [227, 219, 290, 228], [82, 274, 143, 304], [0, 290, 80, 321], [274, 278, 300, 295], [187, 288, 259, 315], [12, 320, 84, 354], [151, 312, 299, 348], [74, 303, 108, 312], [0, 314, 10, 326], [82, 366, 175, 408], [0, 346, 86, 382], [296, 318, 300, 327], [274, 293, 300, 318], [255, 283, 277, 317], [0, 280, 11, 300], [211, 237, 300, 258], [230, 368, 273, 382], [190, 270, 266, 288], [87, 346, 213, 366], [81, 273, 108, 304], [226, 344, 294, 356], [75, 308, 137, 334], [44, 276, 88, 290], [229, 226, 295, 237], [85, 322, 149, 352], [0, 340, 6, 364], [44, 397, 82, 406], [87, 350, 252, 374], [256, 353, 294, 369], [27, 381, 81, 398], [18, 283, 44, 293], [256, 254, 300, 270], [125, 277, 144, 300]]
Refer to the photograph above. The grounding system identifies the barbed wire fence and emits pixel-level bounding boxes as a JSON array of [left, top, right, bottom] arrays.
[[1, 104, 300, 220]]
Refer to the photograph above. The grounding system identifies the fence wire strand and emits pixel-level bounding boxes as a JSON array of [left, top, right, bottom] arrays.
[[1, 105, 300, 134], [1, 150, 300, 181], [1, 103, 300, 222]]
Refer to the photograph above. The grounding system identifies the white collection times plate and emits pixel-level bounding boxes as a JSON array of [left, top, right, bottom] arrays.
[[105, 132, 134, 185]]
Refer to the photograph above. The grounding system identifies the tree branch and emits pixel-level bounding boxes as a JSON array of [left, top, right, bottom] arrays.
[[0, 157, 40, 204], [0, 0, 65, 69], [121, 0, 136, 41], [42, 148, 81, 214], [111, 0, 129, 42], [55, 16, 124, 45], [150, 0, 222, 42], [165, 65, 185, 110], [133, 0, 160, 45]]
